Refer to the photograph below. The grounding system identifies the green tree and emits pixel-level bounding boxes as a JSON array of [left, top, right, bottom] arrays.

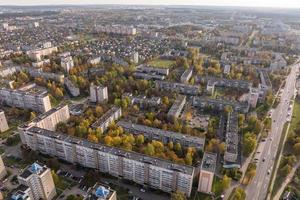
[[243, 132, 257, 156], [136, 135, 145, 145], [231, 187, 246, 200], [221, 175, 231, 191], [144, 143, 155, 156], [171, 190, 186, 200], [293, 143, 300, 155]]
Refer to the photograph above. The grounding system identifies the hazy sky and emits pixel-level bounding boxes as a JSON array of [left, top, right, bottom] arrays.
[[0, 0, 300, 8]]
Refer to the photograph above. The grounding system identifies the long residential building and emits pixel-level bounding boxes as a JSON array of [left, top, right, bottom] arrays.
[[117, 120, 205, 150], [21, 104, 70, 132], [0, 87, 51, 113], [20, 126, 195, 197], [167, 95, 186, 119], [223, 112, 241, 168], [155, 81, 200, 95], [192, 97, 249, 113], [91, 106, 122, 132], [195, 76, 252, 91]]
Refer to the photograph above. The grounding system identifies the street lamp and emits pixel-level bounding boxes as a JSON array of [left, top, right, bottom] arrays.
[[212, 194, 225, 200]]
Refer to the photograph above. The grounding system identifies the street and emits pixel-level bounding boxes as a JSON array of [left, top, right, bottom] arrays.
[[245, 62, 300, 200]]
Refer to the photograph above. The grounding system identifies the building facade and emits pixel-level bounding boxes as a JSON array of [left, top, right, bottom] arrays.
[[18, 162, 56, 200], [90, 83, 108, 103], [20, 127, 194, 197], [0, 110, 9, 133]]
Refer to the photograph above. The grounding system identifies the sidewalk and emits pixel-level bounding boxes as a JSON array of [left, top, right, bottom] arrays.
[[273, 162, 300, 200]]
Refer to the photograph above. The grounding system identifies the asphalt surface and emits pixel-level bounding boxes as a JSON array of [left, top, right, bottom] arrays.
[[245, 62, 300, 200]]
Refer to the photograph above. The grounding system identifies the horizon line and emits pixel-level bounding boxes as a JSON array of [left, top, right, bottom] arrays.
[[0, 3, 300, 10]]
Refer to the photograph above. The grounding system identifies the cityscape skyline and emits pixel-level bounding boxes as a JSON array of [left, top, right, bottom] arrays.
[[1, 0, 300, 9]]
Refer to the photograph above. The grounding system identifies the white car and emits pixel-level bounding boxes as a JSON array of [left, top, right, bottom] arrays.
[[140, 188, 146, 193]]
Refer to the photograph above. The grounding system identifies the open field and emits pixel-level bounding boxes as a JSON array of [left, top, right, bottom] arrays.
[[147, 59, 175, 68]]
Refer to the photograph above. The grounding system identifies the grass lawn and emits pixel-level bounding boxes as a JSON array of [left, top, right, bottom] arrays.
[[288, 99, 300, 135], [147, 59, 175, 68], [0, 121, 20, 139]]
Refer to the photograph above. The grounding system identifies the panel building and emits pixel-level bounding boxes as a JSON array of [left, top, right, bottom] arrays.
[[91, 106, 122, 132], [0, 110, 9, 133], [0, 155, 7, 180], [155, 81, 200, 95], [117, 120, 205, 150], [197, 152, 217, 194], [0, 88, 52, 113], [85, 183, 117, 200], [18, 162, 56, 200], [167, 95, 186, 120], [60, 52, 74, 73], [90, 83, 108, 103], [20, 127, 195, 197]]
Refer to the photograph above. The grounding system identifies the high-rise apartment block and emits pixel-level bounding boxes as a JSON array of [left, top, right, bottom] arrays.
[[0, 155, 7, 180], [11, 185, 33, 200], [20, 127, 194, 197], [0, 88, 51, 113], [18, 162, 56, 200], [0, 110, 9, 133], [60, 52, 74, 73], [90, 83, 108, 103], [197, 152, 217, 194]]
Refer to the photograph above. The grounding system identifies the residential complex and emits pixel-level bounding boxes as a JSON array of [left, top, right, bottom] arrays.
[[20, 126, 195, 197], [155, 81, 200, 95]]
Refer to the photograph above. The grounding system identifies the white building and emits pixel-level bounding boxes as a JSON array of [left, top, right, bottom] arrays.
[[0, 110, 9, 133], [18, 163, 56, 200], [198, 152, 217, 194], [0, 155, 7, 180], [90, 83, 108, 103], [60, 52, 74, 73], [248, 87, 260, 108]]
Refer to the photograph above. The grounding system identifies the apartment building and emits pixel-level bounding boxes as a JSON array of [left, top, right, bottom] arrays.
[[21, 104, 70, 132], [85, 183, 117, 200], [0, 110, 9, 133], [134, 65, 169, 81], [223, 112, 241, 168], [197, 152, 217, 194], [64, 78, 80, 97], [91, 106, 122, 132], [95, 25, 137, 35], [117, 120, 205, 150], [180, 68, 193, 83], [0, 88, 51, 113], [167, 95, 186, 119], [0, 155, 7, 180], [20, 127, 195, 197], [88, 56, 102, 65], [192, 97, 250, 114], [248, 87, 260, 108], [60, 52, 74, 73], [155, 81, 200, 95], [195, 76, 252, 91], [123, 93, 161, 109], [11, 185, 33, 200], [90, 83, 108, 103], [26, 46, 58, 61], [18, 162, 56, 200]]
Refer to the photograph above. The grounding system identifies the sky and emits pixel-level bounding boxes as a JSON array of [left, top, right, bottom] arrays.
[[0, 0, 300, 9]]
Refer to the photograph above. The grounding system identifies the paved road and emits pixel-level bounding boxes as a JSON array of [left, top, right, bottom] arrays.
[[245, 62, 300, 200]]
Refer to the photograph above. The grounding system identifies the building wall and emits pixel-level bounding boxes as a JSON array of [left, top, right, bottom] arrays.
[[197, 171, 214, 193], [0, 111, 9, 133]]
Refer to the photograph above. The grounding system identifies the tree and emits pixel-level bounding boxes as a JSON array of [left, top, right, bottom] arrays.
[[136, 135, 145, 145], [47, 158, 60, 172], [231, 187, 246, 200], [144, 143, 155, 156], [88, 134, 99, 143], [221, 175, 231, 191], [51, 170, 60, 186], [238, 114, 245, 127], [104, 136, 113, 146], [293, 143, 300, 155], [243, 132, 257, 156], [174, 143, 182, 152], [30, 112, 36, 120], [171, 190, 187, 200], [280, 164, 292, 177], [162, 96, 170, 106], [224, 105, 233, 114], [185, 153, 193, 165]]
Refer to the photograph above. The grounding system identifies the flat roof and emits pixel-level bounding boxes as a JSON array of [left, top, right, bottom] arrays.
[[27, 126, 194, 175]]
